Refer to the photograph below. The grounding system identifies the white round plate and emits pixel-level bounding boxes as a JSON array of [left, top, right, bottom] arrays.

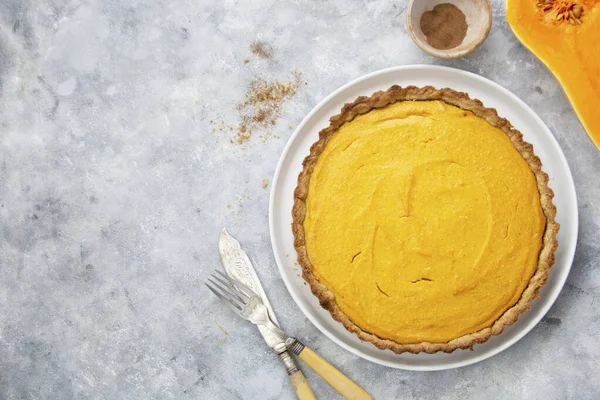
[[268, 65, 578, 371]]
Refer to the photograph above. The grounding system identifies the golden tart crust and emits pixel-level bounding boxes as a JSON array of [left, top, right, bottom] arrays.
[[292, 85, 559, 354]]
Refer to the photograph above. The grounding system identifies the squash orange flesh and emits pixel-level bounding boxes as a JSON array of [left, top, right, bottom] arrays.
[[506, 0, 600, 149]]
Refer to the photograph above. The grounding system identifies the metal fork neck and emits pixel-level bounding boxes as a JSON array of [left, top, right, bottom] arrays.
[[285, 338, 305, 355], [274, 343, 299, 375]]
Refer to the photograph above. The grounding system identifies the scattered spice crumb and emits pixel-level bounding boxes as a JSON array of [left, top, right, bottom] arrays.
[[262, 179, 268, 188], [245, 179, 249, 183], [209, 41, 301, 145], [227, 193, 244, 215], [288, 124, 292, 129], [214, 321, 229, 335], [232, 71, 302, 144], [250, 40, 272, 59], [194, 98, 200, 104], [237, 131, 251, 143], [286, 253, 289, 257]]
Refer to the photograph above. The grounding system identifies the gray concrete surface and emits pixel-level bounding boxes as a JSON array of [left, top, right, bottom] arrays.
[[0, 0, 599, 398]]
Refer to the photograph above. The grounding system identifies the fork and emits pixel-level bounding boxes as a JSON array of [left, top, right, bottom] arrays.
[[207, 271, 315, 399], [207, 271, 282, 332], [206, 271, 372, 400]]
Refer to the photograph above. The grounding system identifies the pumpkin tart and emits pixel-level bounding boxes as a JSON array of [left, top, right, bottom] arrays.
[[292, 86, 559, 354]]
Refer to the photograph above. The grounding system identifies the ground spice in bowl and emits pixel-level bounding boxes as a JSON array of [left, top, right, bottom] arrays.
[[420, 3, 468, 50]]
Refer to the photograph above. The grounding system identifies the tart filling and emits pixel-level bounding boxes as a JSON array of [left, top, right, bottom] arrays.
[[292, 86, 559, 353]]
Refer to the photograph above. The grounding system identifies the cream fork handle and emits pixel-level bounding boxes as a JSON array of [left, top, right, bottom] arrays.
[[289, 340, 372, 400], [289, 369, 316, 400], [276, 345, 316, 400]]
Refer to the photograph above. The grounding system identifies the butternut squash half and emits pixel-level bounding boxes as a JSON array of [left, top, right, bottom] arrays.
[[507, 0, 600, 148]]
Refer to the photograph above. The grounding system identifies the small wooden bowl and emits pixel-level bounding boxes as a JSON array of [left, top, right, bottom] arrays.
[[407, 0, 492, 59]]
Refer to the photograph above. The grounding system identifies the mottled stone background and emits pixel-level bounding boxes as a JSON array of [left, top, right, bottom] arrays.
[[0, 0, 599, 399]]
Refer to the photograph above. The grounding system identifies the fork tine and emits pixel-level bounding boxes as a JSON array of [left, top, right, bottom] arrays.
[[207, 275, 238, 297], [215, 270, 256, 298], [215, 270, 246, 287], [215, 269, 232, 279], [207, 277, 246, 308], [214, 271, 257, 301], [205, 282, 242, 312], [214, 270, 243, 289], [210, 273, 248, 302]]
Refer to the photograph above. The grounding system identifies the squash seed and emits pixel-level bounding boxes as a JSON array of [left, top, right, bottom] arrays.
[[537, 0, 583, 25]]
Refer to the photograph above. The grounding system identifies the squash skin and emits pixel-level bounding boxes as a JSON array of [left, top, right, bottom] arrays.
[[506, 0, 600, 149]]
